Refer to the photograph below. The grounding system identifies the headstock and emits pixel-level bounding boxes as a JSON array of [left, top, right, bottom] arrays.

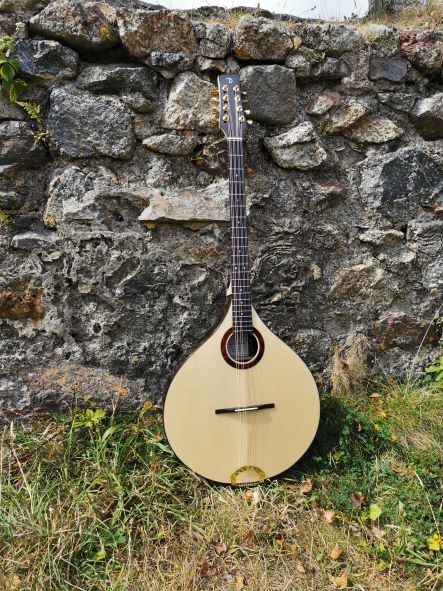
[[210, 74, 251, 139]]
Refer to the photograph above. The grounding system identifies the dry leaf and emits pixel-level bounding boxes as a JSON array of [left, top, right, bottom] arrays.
[[214, 541, 227, 556], [252, 488, 261, 505], [330, 544, 343, 560], [324, 509, 336, 523], [299, 479, 313, 494], [328, 570, 348, 589], [234, 574, 245, 590], [242, 530, 256, 544], [274, 533, 283, 548], [349, 491, 366, 509], [295, 561, 306, 573], [244, 490, 254, 503], [370, 392, 381, 399], [285, 542, 298, 555], [191, 530, 204, 544], [200, 561, 216, 577]]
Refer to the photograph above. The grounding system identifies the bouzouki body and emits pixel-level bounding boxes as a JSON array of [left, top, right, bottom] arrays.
[[163, 74, 320, 485]]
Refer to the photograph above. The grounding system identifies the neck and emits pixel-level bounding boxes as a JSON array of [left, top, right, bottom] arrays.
[[228, 137, 252, 333]]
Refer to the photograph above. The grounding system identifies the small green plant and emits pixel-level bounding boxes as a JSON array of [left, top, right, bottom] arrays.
[[426, 355, 443, 385], [0, 34, 42, 122], [72, 408, 106, 429]]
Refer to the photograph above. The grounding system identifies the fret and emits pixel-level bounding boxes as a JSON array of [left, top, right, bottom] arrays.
[[227, 136, 252, 333]]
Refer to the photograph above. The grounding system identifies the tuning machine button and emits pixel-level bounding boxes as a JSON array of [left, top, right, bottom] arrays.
[[247, 119, 253, 125], [210, 118, 219, 125], [222, 84, 228, 91], [211, 108, 220, 114], [223, 104, 229, 112], [210, 88, 218, 97], [223, 95, 229, 102], [244, 110, 251, 115], [223, 114, 229, 122]]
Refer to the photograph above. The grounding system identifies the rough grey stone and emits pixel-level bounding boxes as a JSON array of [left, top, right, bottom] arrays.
[[285, 51, 311, 77], [240, 65, 297, 125], [358, 229, 404, 245], [29, 0, 120, 52], [310, 58, 351, 80], [302, 23, 363, 56], [358, 147, 443, 224], [407, 220, 443, 289], [76, 64, 158, 99], [400, 30, 443, 76], [47, 87, 136, 160], [362, 24, 399, 57], [233, 15, 294, 61], [12, 39, 79, 81], [368, 56, 408, 82], [162, 71, 215, 132], [120, 92, 156, 113], [264, 123, 327, 170], [343, 115, 404, 144], [117, 9, 198, 60], [44, 165, 150, 229], [138, 179, 229, 224], [200, 23, 231, 59], [11, 231, 58, 250], [323, 99, 370, 134], [146, 52, 195, 78], [0, 191, 25, 210], [142, 131, 200, 156], [0, 93, 25, 120], [0, 121, 47, 169], [410, 93, 443, 140], [195, 56, 227, 73], [377, 92, 417, 112], [305, 91, 340, 116], [0, 0, 49, 9]]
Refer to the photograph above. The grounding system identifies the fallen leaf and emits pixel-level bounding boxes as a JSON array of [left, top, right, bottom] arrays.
[[330, 544, 343, 560], [369, 503, 382, 521], [372, 526, 386, 539], [200, 560, 216, 577], [370, 393, 382, 399], [427, 534, 441, 551], [244, 490, 254, 503], [252, 488, 261, 505], [234, 574, 245, 590], [191, 530, 204, 544], [242, 530, 256, 545], [299, 479, 313, 494], [324, 509, 336, 523], [349, 491, 366, 509], [214, 541, 227, 555], [328, 570, 348, 589], [274, 533, 283, 549], [295, 561, 306, 573], [285, 542, 297, 555]]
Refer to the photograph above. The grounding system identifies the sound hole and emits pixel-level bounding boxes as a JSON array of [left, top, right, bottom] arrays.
[[226, 332, 258, 363], [221, 328, 265, 369]]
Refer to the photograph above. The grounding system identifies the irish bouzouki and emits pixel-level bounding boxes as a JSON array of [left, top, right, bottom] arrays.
[[163, 74, 320, 485]]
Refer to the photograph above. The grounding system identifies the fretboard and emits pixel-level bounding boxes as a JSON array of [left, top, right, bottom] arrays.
[[228, 138, 252, 333]]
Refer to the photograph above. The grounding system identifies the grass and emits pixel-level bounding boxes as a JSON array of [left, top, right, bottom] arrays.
[[0, 379, 442, 591]]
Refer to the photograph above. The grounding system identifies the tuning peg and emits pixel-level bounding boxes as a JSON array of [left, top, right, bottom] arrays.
[[211, 97, 218, 103], [210, 88, 219, 96], [210, 118, 219, 125], [244, 110, 251, 115], [211, 108, 220, 114], [247, 120, 253, 125], [241, 91, 248, 96]]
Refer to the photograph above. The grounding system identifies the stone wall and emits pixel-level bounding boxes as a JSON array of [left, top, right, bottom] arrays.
[[0, 1, 442, 421]]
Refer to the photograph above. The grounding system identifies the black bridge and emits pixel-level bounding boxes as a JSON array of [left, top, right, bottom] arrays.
[[215, 403, 275, 415]]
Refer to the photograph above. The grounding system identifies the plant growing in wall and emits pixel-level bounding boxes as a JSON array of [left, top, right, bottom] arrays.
[[0, 33, 42, 121]]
